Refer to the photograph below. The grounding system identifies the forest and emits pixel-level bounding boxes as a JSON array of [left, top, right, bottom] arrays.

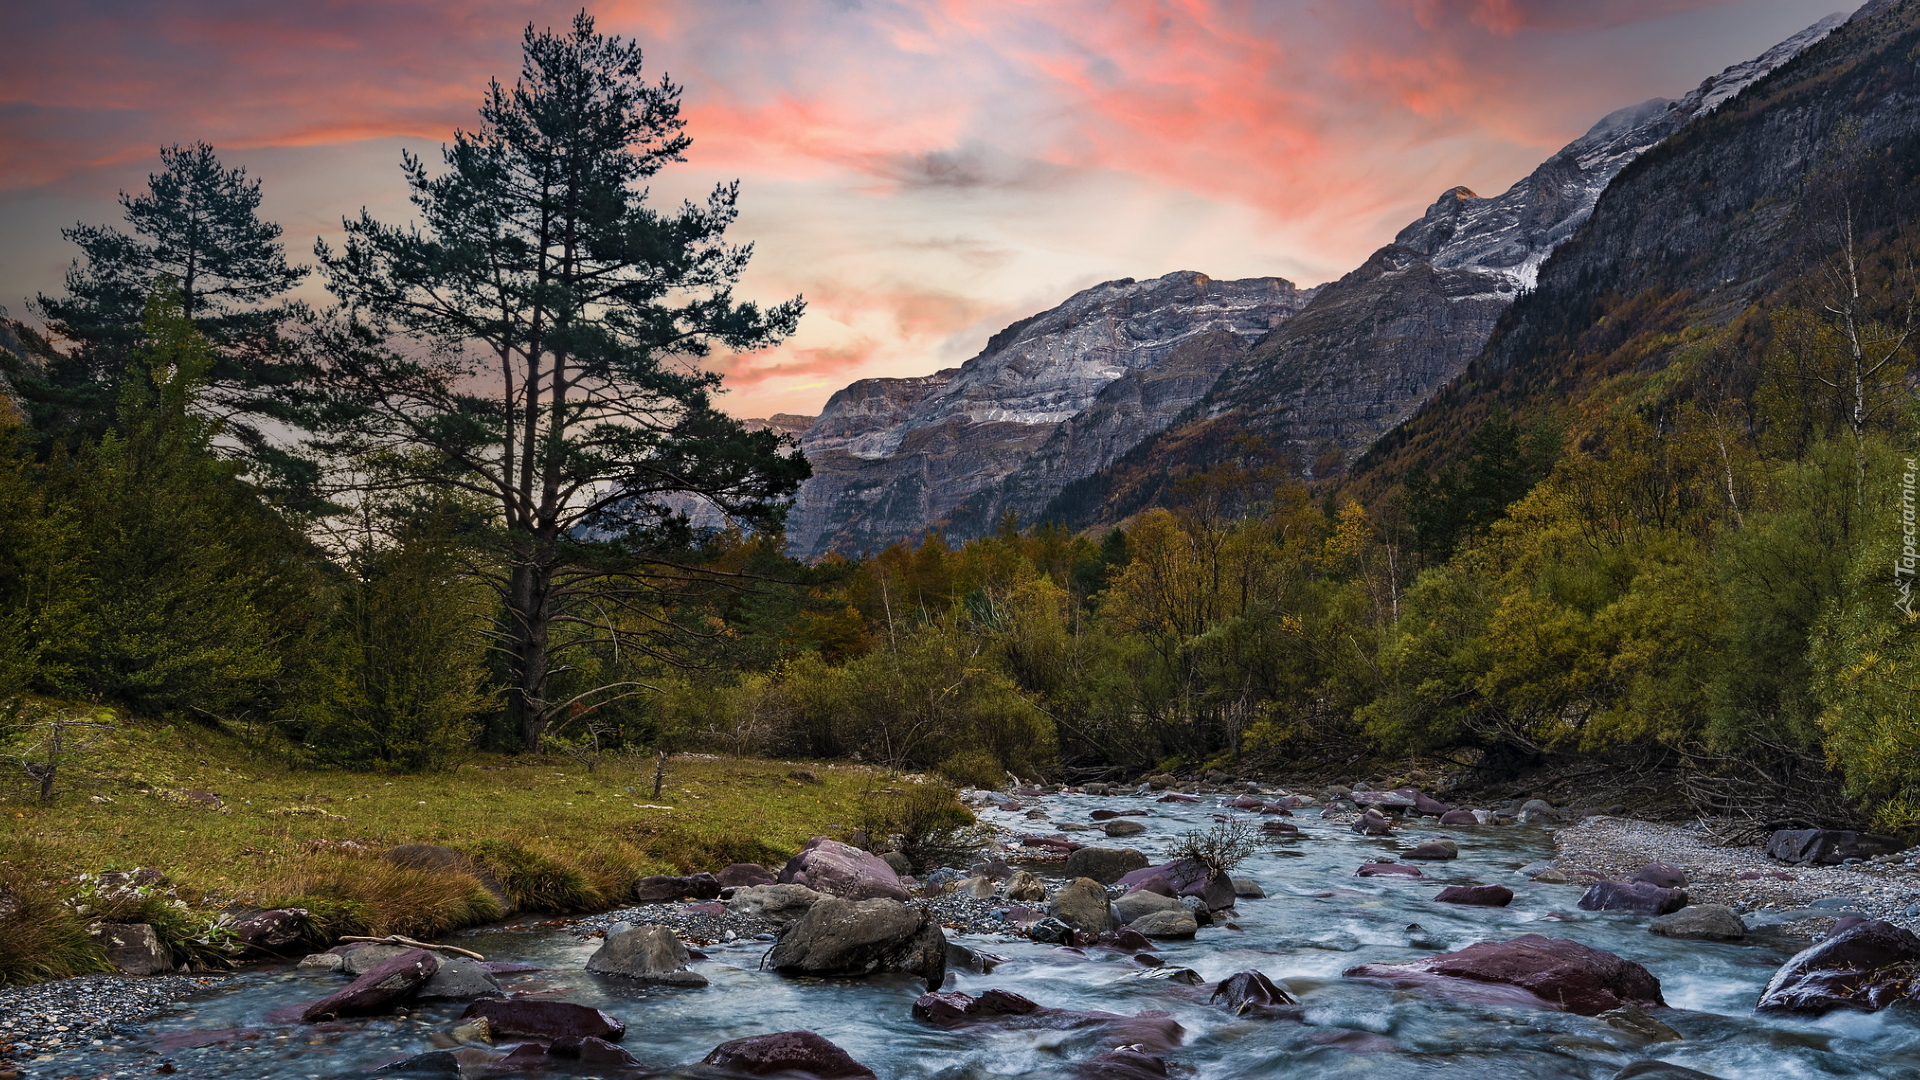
[[3, 14, 1917, 844]]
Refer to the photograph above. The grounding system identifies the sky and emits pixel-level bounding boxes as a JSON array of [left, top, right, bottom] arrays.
[[0, 0, 1853, 420]]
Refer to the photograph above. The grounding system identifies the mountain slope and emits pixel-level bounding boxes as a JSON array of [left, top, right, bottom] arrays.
[[1346, 0, 1920, 494], [1043, 11, 1848, 527], [787, 272, 1314, 557]]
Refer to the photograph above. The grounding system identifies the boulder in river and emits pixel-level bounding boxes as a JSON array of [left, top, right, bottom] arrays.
[[1208, 970, 1297, 1016], [1755, 917, 1920, 1015], [1438, 809, 1479, 826], [718, 862, 777, 888], [702, 1030, 877, 1079], [301, 948, 438, 1021], [945, 942, 1007, 973], [912, 988, 1042, 1027], [1050, 877, 1117, 935], [632, 872, 721, 902], [1352, 809, 1396, 835], [1113, 889, 1186, 925], [1064, 846, 1148, 884], [1402, 839, 1458, 860], [414, 957, 505, 1001], [460, 999, 626, 1041], [1103, 819, 1147, 838], [586, 923, 708, 986], [1077, 1048, 1170, 1079], [728, 883, 823, 924], [1116, 859, 1236, 910], [779, 837, 910, 901], [765, 896, 947, 990], [1128, 909, 1199, 939], [547, 1034, 642, 1066], [1434, 884, 1513, 907], [1344, 933, 1664, 1016], [1579, 880, 1688, 915], [1352, 790, 1416, 811], [1230, 877, 1265, 898], [1764, 829, 1903, 866], [1355, 861, 1424, 878], [1609, 1063, 1726, 1080], [375, 1049, 464, 1076], [342, 943, 412, 975], [1649, 904, 1745, 942]]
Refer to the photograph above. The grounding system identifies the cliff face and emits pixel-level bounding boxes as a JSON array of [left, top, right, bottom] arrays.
[[1042, 11, 1848, 525], [1350, 0, 1920, 489], [787, 272, 1314, 557]]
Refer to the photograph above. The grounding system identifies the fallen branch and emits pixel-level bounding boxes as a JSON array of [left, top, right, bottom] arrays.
[[340, 935, 484, 960]]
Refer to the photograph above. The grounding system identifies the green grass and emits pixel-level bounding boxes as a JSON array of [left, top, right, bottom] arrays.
[[0, 715, 903, 984]]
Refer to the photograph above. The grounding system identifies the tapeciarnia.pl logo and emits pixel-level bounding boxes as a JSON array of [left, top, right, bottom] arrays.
[[1899, 457, 1917, 619]]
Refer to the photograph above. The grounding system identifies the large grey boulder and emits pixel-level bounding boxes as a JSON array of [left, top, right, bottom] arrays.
[[765, 896, 947, 990], [1049, 877, 1116, 935], [1002, 870, 1046, 901], [727, 883, 822, 924], [90, 923, 170, 975], [1764, 829, 1903, 866], [1063, 846, 1148, 885], [1650, 905, 1745, 942], [1113, 889, 1186, 925], [415, 957, 506, 1001], [778, 837, 909, 901], [1129, 909, 1199, 939], [586, 924, 708, 986]]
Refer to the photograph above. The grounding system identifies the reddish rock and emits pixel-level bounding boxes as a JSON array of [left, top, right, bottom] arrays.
[[1435, 884, 1514, 907], [912, 988, 1042, 1027], [1209, 970, 1297, 1015], [1259, 802, 1294, 816], [1411, 792, 1452, 816], [778, 837, 909, 901], [1077, 1048, 1168, 1079], [1578, 880, 1688, 915], [301, 949, 437, 1021], [701, 1030, 877, 1079], [226, 908, 311, 952], [458, 999, 626, 1041], [1438, 809, 1479, 826], [717, 863, 777, 888], [1114, 860, 1234, 910], [1261, 820, 1300, 835], [1352, 809, 1396, 835], [1344, 934, 1664, 1016], [1096, 928, 1155, 951], [1401, 840, 1458, 860], [1629, 862, 1688, 889], [1156, 793, 1201, 804], [1355, 862, 1425, 878], [547, 1035, 641, 1066], [1756, 917, 1920, 1015], [1223, 796, 1266, 810], [1351, 790, 1416, 811]]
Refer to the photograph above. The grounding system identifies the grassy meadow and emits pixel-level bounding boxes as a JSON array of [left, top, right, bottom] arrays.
[[0, 712, 916, 984]]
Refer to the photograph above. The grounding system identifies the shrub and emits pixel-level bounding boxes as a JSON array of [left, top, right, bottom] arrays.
[[856, 782, 983, 874], [1170, 818, 1260, 878], [0, 868, 108, 986]]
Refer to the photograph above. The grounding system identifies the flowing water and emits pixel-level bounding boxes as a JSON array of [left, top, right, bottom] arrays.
[[33, 792, 1920, 1080]]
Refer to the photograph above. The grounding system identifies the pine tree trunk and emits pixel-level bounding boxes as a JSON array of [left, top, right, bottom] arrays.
[[506, 556, 553, 751]]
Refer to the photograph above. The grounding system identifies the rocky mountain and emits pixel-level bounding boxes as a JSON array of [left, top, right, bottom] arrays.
[[786, 272, 1315, 558], [1349, 0, 1920, 492], [1037, 10, 1848, 527]]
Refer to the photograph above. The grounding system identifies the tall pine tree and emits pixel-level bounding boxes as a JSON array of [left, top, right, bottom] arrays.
[[310, 12, 808, 750]]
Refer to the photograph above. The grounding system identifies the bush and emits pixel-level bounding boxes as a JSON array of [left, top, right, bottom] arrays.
[[856, 782, 982, 874], [1170, 819, 1260, 878], [0, 868, 109, 986]]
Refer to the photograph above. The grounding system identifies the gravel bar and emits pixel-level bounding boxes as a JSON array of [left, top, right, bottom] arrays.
[[0, 972, 222, 1073], [1553, 816, 1920, 937]]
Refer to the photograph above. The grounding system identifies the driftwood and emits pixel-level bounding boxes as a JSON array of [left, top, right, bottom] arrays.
[[1678, 739, 1863, 845], [340, 934, 484, 961]]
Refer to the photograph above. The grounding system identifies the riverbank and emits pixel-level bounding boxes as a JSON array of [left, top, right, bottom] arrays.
[[1552, 815, 1920, 935]]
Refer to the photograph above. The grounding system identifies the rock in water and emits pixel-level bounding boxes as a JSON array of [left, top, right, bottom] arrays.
[[1003, 870, 1046, 901], [1755, 917, 1920, 1015], [1077, 1048, 1170, 1079], [1438, 809, 1479, 826], [1579, 880, 1688, 915], [1128, 910, 1199, 939], [1344, 934, 1664, 1016], [1113, 890, 1186, 925], [342, 944, 412, 975], [1209, 970, 1297, 1015], [766, 896, 947, 990], [1764, 829, 1904, 866], [1402, 840, 1458, 860], [375, 1050, 463, 1076], [459, 1000, 626, 1041], [1103, 819, 1147, 837], [1049, 877, 1117, 935], [912, 988, 1042, 1027], [779, 837, 910, 901], [301, 949, 438, 1021], [1064, 847, 1148, 884], [547, 1035, 642, 1066], [415, 957, 505, 1001], [1355, 862, 1424, 878], [1609, 1063, 1726, 1080], [586, 924, 708, 986], [701, 1030, 877, 1079], [1434, 884, 1514, 907], [728, 883, 823, 924], [1649, 905, 1745, 942]]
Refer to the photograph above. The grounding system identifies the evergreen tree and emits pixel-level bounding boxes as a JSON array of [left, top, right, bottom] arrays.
[[309, 13, 808, 750], [25, 143, 306, 453]]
